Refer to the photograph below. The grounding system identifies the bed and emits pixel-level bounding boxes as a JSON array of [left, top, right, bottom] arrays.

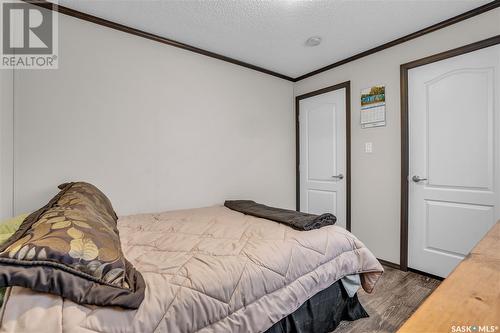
[[0, 186, 383, 333]]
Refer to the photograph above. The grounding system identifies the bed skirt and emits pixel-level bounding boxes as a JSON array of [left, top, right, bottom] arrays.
[[265, 281, 368, 333]]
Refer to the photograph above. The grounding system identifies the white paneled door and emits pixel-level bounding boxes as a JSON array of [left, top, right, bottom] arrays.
[[408, 44, 500, 278], [299, 88, 347, 229]]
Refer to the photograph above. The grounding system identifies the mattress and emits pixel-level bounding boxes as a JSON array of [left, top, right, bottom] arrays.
[[0, 205, 383, 333]]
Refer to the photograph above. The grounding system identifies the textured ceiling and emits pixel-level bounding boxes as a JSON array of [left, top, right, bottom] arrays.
[[54, 0, 491, 78]]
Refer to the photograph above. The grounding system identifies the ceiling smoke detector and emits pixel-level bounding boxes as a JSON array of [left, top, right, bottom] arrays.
[[305, 36, 322, 47]]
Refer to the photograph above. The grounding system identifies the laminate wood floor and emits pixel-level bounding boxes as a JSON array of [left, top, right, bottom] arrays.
[[334, 265, 441, 333]]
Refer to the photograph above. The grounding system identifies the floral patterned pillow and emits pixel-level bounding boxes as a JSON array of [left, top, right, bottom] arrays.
[[0, 182, 145, 309]]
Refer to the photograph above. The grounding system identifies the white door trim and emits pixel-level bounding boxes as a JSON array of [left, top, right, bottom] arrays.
[[295, 81, 351, 231], [400, 36, 500, 271]]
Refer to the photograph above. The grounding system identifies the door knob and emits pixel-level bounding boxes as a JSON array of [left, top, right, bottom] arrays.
[[332, 173, 344, 180], [412, 175, 428, 183]]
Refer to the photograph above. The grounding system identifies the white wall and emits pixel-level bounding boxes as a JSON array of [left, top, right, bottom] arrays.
[[13, 10, 295, 216], [294, 8, 500, 264], [0, 68, 14, 220]]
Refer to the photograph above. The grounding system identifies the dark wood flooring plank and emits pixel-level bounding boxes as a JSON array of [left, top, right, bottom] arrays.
[[334, 265, 440, 333]]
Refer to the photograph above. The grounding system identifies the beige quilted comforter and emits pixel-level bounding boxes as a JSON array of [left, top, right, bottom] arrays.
[[0, 206, 383, 333]]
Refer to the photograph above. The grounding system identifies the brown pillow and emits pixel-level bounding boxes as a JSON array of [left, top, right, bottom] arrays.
[[0, 182, 145, 309]]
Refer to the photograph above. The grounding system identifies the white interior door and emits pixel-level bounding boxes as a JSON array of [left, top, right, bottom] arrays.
[[408, 44, 500, 278], [299, 88, 347, 228]]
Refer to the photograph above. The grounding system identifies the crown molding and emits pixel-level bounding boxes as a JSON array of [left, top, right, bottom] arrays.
[[22, 0, 294, 81]]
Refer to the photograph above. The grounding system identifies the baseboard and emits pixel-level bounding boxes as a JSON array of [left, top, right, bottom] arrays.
[[376, 258, 445, 281], [377, 258, 401, 270], [407, 268, 444, 281]]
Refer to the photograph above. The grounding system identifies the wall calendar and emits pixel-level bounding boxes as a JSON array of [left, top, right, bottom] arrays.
[[360, 85, 386, 128]]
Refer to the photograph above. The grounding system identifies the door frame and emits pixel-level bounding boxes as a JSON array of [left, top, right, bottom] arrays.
[[399, 35, 500, 271], [295, 81, 351, 231]]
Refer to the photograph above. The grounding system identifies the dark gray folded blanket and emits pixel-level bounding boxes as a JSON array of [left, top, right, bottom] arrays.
[[224, 200, 336, 231]]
